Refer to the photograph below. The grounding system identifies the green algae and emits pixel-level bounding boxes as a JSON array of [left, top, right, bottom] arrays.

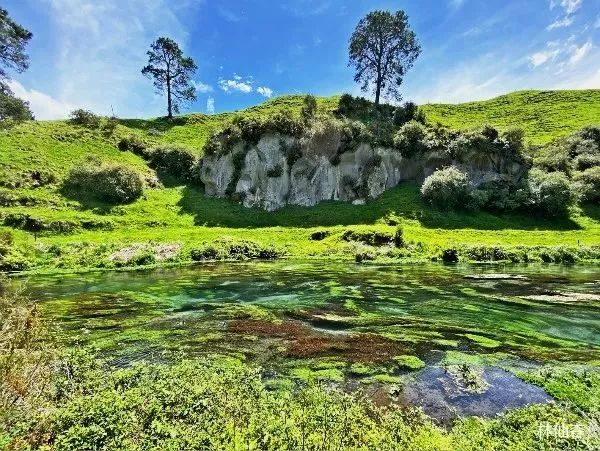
[[393, 355, 426, 370]]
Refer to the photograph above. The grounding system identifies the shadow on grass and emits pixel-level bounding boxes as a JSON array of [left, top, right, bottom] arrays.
[[177, 182, 582, 231], [581, 203, 600, 222]]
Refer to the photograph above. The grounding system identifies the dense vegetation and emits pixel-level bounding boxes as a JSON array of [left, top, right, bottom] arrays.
[[0, 90, 599, 272]]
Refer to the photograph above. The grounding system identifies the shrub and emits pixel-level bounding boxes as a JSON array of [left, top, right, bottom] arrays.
[[441, 248, 459, 263], [533, 145, 571, 173], [264, 111, 304, 137], [149, 146, 197, 180], [118, 135, 149, 158], [393, 101, 426, 126], [527, 169, 576, 216], [190, 238, 284, 261], [342, 228, 395, 246], [69, 109, 101, 128], [394, 226, 405, 248], [393, 121, 429, 157], [231, 116, 264, 145], [309, 230, 330, 241], [575, 167, 600, 203], [301, 95, 317, 122], [65, 163, 144, 204], [421, 167, 476, 210], [574, 153, 600, 171]]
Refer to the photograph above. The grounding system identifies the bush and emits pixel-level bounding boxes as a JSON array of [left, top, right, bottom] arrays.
[[420, 167, 476, 210], [301, 95, 317, 122], [441, 248, 459, 263], [393, 102, 426, 126], [65, 163, 144, 204], [527, 169, 576, 216], [69, 109, 101, 128], [342, 228, 395, 246], [118, 135, 149, 158], [190, 238, 284, 261], [575, 167, 600, 203], [393, 121, 429, 157], [264, 111, 304, 137], [574, 153, 600, 171], [149, 146, 197, 181]]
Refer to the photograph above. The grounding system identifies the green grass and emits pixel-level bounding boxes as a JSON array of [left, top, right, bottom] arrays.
[[1, 89, 600, 272], [422, 90, 600, 145]]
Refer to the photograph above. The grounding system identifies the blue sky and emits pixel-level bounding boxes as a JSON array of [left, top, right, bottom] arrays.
[[3, 0, 600, 119]]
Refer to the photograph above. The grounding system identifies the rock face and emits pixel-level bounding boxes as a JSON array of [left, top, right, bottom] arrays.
[[199, 132, 526, 211]]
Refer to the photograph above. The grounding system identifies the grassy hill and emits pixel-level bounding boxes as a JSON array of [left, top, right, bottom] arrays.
[[422, 90, 600, 145], [1, 89, 599, 272]]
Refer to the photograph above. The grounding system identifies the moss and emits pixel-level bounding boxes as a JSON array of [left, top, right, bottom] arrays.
[[393, 355, 426, 370], [464, 334, 502, 349]]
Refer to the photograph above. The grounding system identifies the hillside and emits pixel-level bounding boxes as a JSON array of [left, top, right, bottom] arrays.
[[1, 89, 599, 272], [422, 90, 600, 145]]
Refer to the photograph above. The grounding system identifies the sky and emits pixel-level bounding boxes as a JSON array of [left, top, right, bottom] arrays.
[[3, 0, 600, 119]]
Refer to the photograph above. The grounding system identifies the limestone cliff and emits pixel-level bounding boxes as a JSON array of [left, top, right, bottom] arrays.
[[199, 128, 525, 211]]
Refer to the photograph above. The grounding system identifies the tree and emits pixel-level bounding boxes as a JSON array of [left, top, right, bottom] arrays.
[[349, 10, 420, 107], [0, 8, 33, 123], [142, 37, 197, 119]]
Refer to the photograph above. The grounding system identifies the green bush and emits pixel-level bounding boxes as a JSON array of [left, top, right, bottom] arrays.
[[393, 121, 429, 157], [527, 169, 576, 216], [149, 146, 197, 181], [342, 228, 395, 246], [118, 135, 149, 158], [393, 101, 426, 126], [69, 109, 101, 128], [574, 153, 600, 171], [65, 163, 144, 204], [575, 167, 600, 203], [190, 238, 284, 261], [421, 167, 476, 210], [301, 94, 317, 122]]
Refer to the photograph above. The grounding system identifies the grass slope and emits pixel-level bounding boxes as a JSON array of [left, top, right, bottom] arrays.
[[1, 89, 599, 272], [422, 90, 600, 145]]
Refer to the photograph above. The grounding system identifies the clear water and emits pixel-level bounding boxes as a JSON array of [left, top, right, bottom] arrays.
[[20, 261, 600, 419]]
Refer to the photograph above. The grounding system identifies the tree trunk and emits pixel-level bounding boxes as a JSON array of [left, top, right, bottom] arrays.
[[166, 75, 172, 119], [375, 77, 382, 107]]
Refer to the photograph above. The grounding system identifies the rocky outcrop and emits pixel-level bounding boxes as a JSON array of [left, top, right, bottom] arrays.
[[199, 131, 526, 211]]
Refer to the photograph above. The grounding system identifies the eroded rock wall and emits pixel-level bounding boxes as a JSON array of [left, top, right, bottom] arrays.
[[199, 132, 525, 211]]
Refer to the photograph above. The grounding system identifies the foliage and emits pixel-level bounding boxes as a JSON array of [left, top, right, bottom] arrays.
[[148, 145, 197, 181], [190, 237, 284, 261], [393, 120, 430, 157], [64, 161, 144, 204], [575, 167, 600, 203], [0, 90, 33, 124], [421, 167, 476, 210], [68, 108, 101, 128], [118, 135, 149, 157], [301, 94, 317, 122], [342, 227, 395, 246], [393, 101, 425, 126], [527, 169, 576, 216], [349, 10, 421, 105], [0, 8, 33, 125], [141, 37, 197, 118], [0, 276, 53, 432]]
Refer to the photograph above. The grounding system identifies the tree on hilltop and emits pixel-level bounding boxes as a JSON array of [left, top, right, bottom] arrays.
[[349, 10, 421, 107], [142, 37, 197, 119]]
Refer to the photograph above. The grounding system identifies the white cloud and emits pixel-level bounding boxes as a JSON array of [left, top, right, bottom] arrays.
[[529, 48, 560, 66], [193, 81, 213, 93], [257, 86, 274, 98], [43, 0, 202, 118], [206, 97, 215, 114], [569, 41, 593, 64], [551, 0, 583, 14], [218, 75, 253, 93], [7, 79, 74, 120], [547, 16, 574, 30]]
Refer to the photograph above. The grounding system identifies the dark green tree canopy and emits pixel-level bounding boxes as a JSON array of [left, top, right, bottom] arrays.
[[142, 37, 197, 119], [0, 8, 33, 123], [349, 10, 420, 106]]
